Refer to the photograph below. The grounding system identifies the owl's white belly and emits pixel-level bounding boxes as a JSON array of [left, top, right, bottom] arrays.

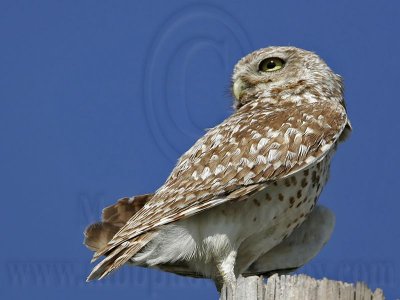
[[132, 158, 330, 279]]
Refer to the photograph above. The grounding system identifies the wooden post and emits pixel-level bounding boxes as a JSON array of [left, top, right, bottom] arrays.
[[219, 274, 385, 300]]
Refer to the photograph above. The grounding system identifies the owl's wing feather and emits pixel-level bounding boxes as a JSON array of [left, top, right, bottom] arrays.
[[87, 101, 348, 280]]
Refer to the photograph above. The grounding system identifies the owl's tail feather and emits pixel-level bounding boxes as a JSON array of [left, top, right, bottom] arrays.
[[83, 193, 154, 252], [84, 222, 120, 252]]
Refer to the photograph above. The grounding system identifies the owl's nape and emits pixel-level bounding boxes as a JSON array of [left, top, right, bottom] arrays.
[[84, 46, 350, 292]]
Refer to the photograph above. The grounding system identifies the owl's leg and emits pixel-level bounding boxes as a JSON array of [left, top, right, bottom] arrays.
[[214, 277, 224, 293], [215, 249, 238, 293], [243, 205, 335, 276]]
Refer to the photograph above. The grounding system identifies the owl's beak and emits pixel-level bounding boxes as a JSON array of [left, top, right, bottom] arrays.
[[233, 78, 246, 101]]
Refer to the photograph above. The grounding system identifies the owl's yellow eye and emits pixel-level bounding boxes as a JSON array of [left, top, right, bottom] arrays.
[[258, 57, 285, 72]]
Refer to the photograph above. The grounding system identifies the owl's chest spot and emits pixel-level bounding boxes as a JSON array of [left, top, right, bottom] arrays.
[[187, 158, 330, 247], [245, 159, 331, 241]]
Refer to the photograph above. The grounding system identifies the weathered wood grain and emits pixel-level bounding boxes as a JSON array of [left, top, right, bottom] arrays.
[[220, 274, 385, 300]]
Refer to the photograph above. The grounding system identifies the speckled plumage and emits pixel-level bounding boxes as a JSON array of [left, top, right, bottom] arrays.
[[84, 46, 351, 288]]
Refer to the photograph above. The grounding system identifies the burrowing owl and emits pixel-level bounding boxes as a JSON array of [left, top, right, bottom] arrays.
[[84, 46, 351, 290]]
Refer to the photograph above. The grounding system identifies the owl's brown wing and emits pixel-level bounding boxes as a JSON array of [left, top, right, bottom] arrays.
[[87, 101, 349, 280]]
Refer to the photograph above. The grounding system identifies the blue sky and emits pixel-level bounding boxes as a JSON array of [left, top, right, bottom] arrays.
[[1, 1, 399, 299]]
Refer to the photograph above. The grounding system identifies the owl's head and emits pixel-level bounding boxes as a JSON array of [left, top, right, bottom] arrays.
[[231, 46, 344, 110]]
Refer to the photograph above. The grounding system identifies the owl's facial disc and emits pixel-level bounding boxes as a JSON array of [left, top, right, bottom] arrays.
[[233, 57, 286, 101], [232, 54, 288, 105]]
